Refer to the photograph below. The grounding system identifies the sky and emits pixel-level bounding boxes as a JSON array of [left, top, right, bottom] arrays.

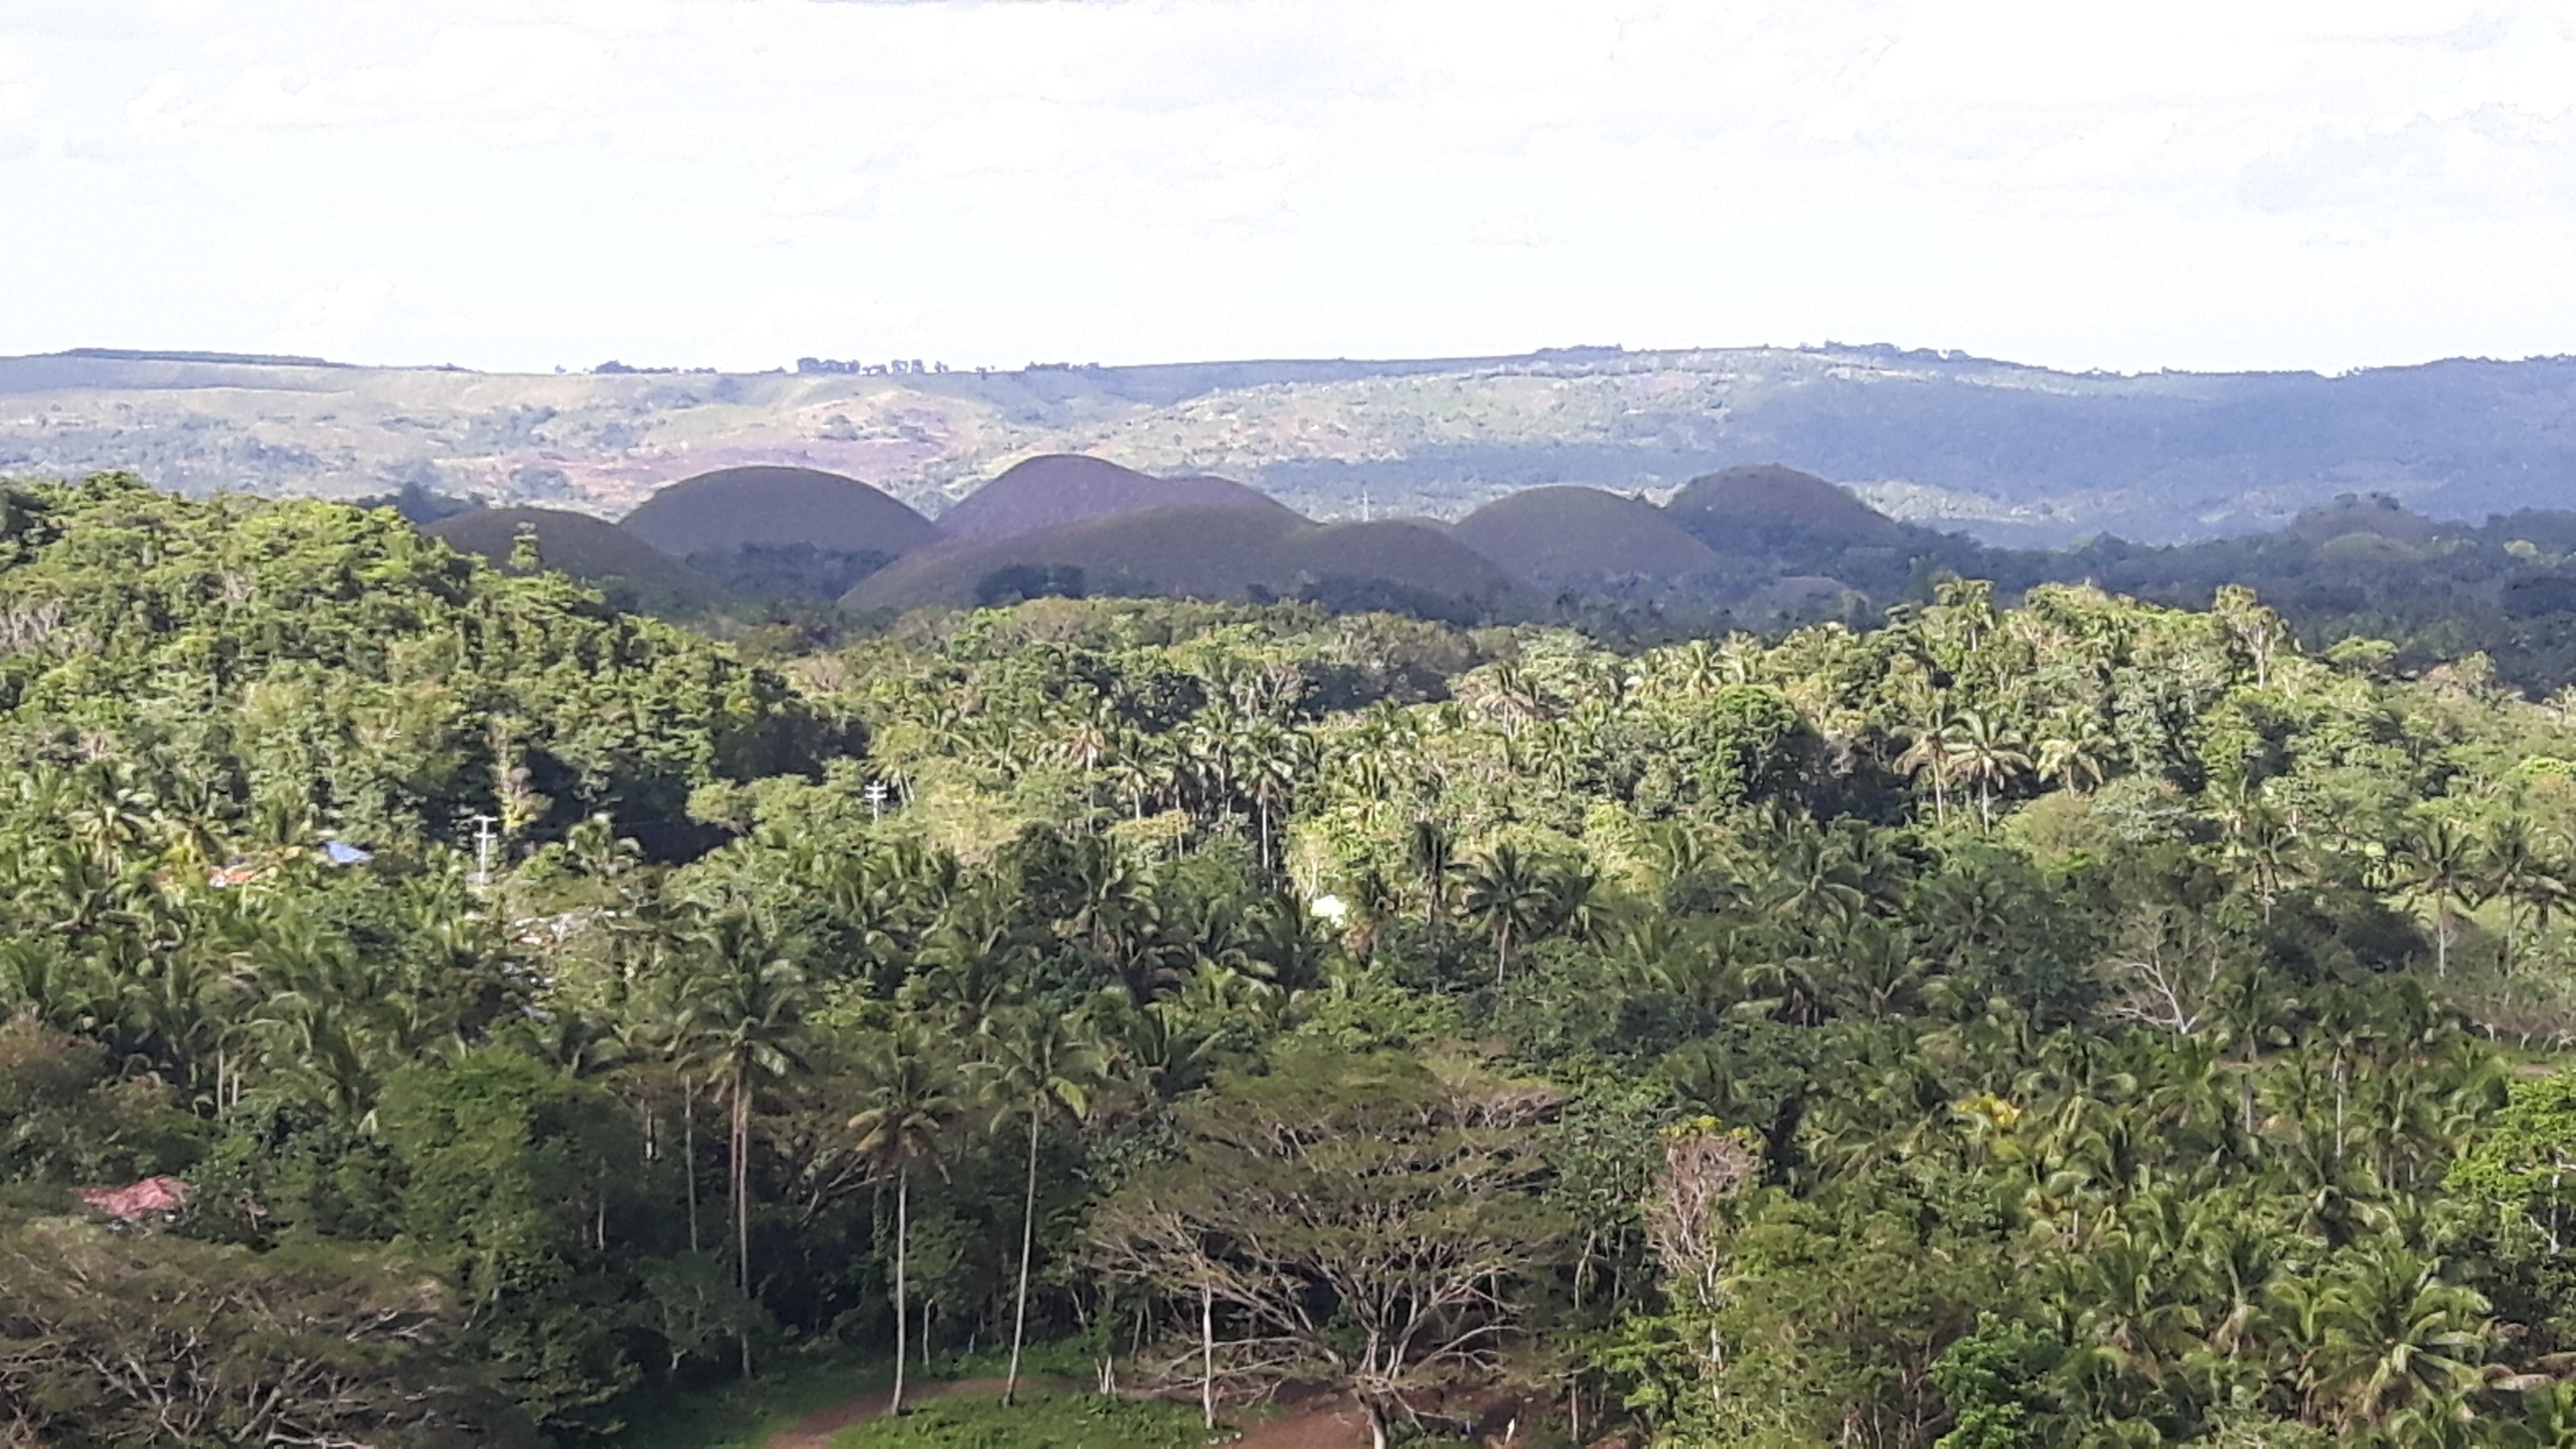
[[2, 0, 2573, 376]]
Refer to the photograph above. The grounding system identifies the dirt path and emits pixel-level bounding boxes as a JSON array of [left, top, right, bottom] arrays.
[[1228, 1399, 1373, 1448], [765, 1375, 1018, 1449]]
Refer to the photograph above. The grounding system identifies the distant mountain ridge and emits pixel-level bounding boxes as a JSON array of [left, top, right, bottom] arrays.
[[8, 343, 2576, 545]]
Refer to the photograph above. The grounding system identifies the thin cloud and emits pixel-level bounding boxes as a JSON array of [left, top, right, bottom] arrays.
[[2, 0, 2574, 374]]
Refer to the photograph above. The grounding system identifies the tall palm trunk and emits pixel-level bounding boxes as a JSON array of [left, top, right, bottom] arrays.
[[684, 1084, 701, 1254], [1006, 1104, 1040, 1404], [892, 1165, 912, 1415], [734, 1078, 754, 1381]]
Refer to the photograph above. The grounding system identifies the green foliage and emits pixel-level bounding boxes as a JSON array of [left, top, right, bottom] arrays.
[[0, 1215, 537, 1447], [1929, 1316, 2070, 1448], [830, 1391, 1212, 1448], [2451, 1069, 2576, 1250], [22, 481, 2576, 1448]]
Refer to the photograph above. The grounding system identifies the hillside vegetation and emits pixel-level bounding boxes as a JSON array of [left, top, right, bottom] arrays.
[[15, 344, 2576, 543], [17, 473, 2576, 1446], [427, 505, 733, 616], [361, 452, 2576, 701]]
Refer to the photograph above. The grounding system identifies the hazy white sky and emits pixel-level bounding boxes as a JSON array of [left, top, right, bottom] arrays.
[[3, 0, 2573, 375]]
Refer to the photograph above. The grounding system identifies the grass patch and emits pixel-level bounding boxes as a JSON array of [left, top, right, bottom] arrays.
[[830, 1391, 1216, 1448], [617, 1354, 893, 1449]]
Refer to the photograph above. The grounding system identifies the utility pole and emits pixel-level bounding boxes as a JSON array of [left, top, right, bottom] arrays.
[[1360, 488, 1371, 523], [469, 814, 497, 886], [864, 780, 889, 824]]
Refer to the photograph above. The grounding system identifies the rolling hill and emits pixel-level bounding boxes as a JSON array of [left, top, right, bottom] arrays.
[[1449, 486, 1723, 580], [845, 502, 1523, 619], [17, 343, 2576, 545], [1664, 464, 1909, 548], [932, 454, 1297, 543], [425, 507, 728, 612], [617, 465, 940, 557]]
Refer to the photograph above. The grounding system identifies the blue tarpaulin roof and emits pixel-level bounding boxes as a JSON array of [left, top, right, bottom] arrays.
[[321, 841, 372, 866]]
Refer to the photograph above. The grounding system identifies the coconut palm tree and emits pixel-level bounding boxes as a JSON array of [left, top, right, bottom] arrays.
[[2218, 793, 2306, 922], [1895, 712, 1957, 824], [2392, 820, 2485, 977], [1235, 719, 1307, 874], [1941, 709, 2032, 830], [1462, 843, 1552, 988], [1405, 818, 1461, 943], [2296, 1244, 2491, 1431], [974, 1005, 1107, 1405], [848, 1020, 961, 1417], [675, 911, 808, 1379], [2034, 704, 2112, 794], [2481, 816, 2567, 969]]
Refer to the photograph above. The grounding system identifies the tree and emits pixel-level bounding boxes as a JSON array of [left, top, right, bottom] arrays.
[[1092, 1044, 1568, 1449], [2216, 792, 2306, 922], [1405, 818, 1461, 942], [1896, 711, 1956, 823], [1462, 843, 1552, 988], [2098, 905, 2243, 1036], [0, 1216, 533, 1448], [2392, 820, 2485, 977], [674, 913, 807, 1377], [975, 1004, 1106, 1405], [2287, 1244, 2490, 1431], [1641, 1120, 1760, 1399], [848, 1020, 961, 1417], [2034, 705, 2111, 794], [1942, 710, 2031, 830], [2482, 816, 2567, 969], [2450, 1068, 2576, 1253]]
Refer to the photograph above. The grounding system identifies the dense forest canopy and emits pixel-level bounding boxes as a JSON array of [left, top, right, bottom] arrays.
[[15, 476, 2576, 1445]]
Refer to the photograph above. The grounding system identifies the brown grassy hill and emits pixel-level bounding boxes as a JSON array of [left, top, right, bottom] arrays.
[[1450, 486, 1723, 580], [619, 465, 940, 557], [1665, 464, 1903, 546], [934, 454, 1297, 543], [426, 507, 727, 610], [846, 503, 1523, 616]]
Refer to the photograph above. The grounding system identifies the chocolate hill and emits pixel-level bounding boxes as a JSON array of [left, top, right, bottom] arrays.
[[426, 507, 727, 610], [934, 454, 1297, 544], [1450, 486, 1723, 580], [1664, 464, 1906, 549], [619, 465, 940, 557], [846, 503, 1523, 619]]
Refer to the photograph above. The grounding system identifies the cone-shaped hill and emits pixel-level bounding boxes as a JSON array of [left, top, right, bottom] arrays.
[[935, 454, 1298, 544], [426, 508, 728, 612], [1664, 464, 1905, 549], [846, 503, 1525, 620], [1451, 486, 1723, 580], [619, 466, 940, 557]]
